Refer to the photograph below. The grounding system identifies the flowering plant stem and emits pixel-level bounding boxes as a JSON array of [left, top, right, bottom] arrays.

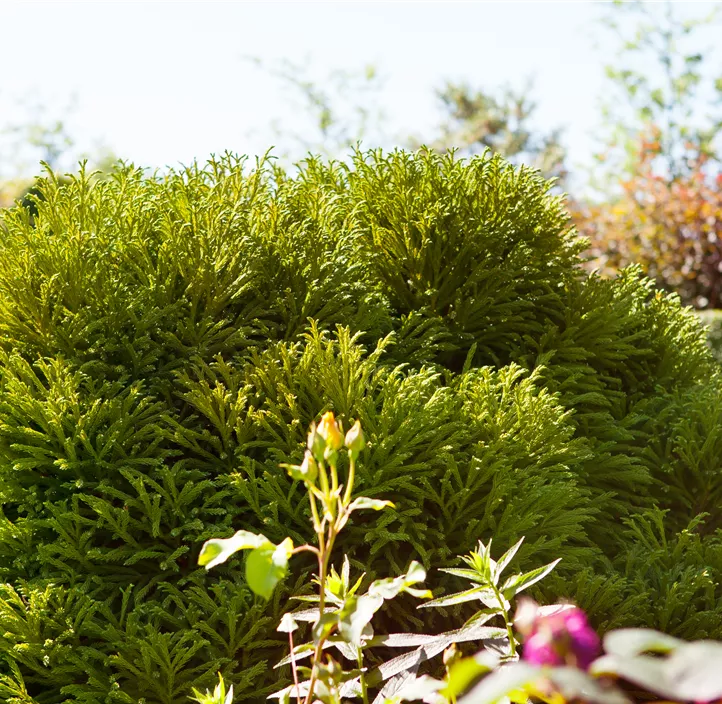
[[491, 582, 517, 658], [198, 413, 385, 704], [299, 417, 368, 704]]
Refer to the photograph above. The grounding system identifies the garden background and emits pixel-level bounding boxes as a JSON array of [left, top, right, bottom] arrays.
[[2, 1, 722, 702]]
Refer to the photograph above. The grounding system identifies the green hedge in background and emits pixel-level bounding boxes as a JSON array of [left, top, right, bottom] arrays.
[[0, 151, 720, 703]]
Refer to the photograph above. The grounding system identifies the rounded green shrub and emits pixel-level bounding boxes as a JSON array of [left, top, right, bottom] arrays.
[[0, 151, 719, 703]]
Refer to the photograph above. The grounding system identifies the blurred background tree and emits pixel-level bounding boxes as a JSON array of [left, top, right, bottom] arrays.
[[3, 0, 722, 315], [572, 0, 722, 309], [592, 0, 721, 185], [0, 96, 118, 209], [412, 79, 567, 184], [249, 57, 568, 184], [244, 56, 388, 161]]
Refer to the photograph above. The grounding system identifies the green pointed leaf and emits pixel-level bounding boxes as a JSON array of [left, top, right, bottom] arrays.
[[495, 537, 524, 579], [367, 625, 507, 687], [461, 609, 501, 629], [348, 572, 365, 597], [341, 554, 350, 588], [349, 497, 395, 512], [312, 612, 339, 644], [368, 561, 427, 601], [331, 639, 360, 662], [406, 586, 433, 599], [191, 673, 235, 704], [440, 568, 487, 584], [387, 674, 445, 703], [274, 642, 319, 669], [372, 670, 420, 704], [501, 559, 560, 599], [373, 633, 442, 648], [198, 530, 269, 570], [404, 560, 426, 584], [285, 606, 337, 622], [419, 585, 495, 609]]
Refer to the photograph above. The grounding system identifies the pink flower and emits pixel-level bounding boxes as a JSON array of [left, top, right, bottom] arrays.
[[516, 600, 600, 670]]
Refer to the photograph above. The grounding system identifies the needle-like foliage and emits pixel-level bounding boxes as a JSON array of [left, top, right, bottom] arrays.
[[0, 150, 719, 702]]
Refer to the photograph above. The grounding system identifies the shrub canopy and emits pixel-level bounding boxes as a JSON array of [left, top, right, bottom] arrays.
[[0, 150, 720, 703]]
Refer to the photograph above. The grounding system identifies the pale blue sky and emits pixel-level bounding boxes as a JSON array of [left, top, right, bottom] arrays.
[[1, 1, 720, 181]]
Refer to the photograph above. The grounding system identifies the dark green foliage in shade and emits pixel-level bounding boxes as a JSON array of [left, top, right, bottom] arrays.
[[0, 150, 719, 702]]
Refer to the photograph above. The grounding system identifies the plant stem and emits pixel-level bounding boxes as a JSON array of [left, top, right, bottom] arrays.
[[357, 646, 368, 704], [304, 502, 338, 704], [290, 545, 320, 557], [491, 583, 516, 658], [289, 630, 301, 704], [318, 458, 330, 496], [330, 457, 339, 496], [342, 455, 355, 507], [309, 491, 322, 534]]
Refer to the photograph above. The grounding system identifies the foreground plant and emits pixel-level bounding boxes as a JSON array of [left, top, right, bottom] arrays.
[[442, 600, 722, 704], [421, 537, 560, 662], [191, 674, 234, 704], [198, 412, 435, 704]]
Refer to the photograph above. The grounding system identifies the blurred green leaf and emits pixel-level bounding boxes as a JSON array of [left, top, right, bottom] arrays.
[[443, 651, 499, 700], [245, 538, 292, 599], [457, 662, 540, 704], [339, 593, 384, 645], [548, 667, 630, 704], [592, 642, 722, 702], [603, 628, 683, 657]]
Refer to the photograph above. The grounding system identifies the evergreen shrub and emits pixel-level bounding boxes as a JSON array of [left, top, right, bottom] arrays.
[[0, 151, 720, 703]]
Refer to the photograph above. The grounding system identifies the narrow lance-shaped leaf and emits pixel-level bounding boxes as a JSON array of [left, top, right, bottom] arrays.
[[348, 496, 395, 512], [440, 567, 488, 584], [419, 585, 497, 610], [501, 558, 560, 599], [494, 537, 525, 580]]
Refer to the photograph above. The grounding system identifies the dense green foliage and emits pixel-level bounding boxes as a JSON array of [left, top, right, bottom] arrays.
[[0, 150, 720, 703]]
